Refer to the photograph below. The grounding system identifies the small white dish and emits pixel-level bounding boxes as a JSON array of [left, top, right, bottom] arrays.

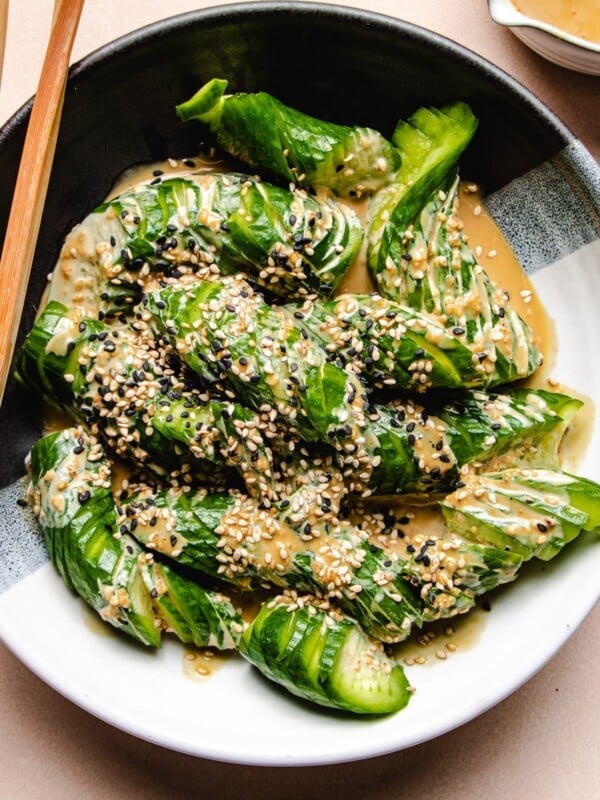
[[488, 0, 600, 75]]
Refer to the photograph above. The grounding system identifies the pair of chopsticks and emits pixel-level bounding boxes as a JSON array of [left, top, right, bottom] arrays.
[[0, 0, 84, 404]]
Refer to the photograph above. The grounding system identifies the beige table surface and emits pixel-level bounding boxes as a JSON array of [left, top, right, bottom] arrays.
[[1, 1, 598, 798]]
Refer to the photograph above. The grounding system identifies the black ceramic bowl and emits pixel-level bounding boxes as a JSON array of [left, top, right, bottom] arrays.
[[1, 2, 598, 766], [0, 2, 575, 487]]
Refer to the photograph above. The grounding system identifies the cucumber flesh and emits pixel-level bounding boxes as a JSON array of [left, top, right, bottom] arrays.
[[328, 626, 410, 715]]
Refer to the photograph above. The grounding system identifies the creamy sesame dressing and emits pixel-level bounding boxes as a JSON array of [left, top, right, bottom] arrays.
[[355, 500, 519, 615], [441, 468, 574, 550], [512, 0, 600, 43], [375, 176, 543, 386], [30, 428, 111, 523], [391, 607, 487, 667]]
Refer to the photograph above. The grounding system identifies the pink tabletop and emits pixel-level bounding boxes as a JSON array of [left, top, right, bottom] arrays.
[[1, 2, 598, 798]]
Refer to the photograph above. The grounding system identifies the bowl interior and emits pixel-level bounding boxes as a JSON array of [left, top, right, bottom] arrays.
[[0, 1, 570, 484]]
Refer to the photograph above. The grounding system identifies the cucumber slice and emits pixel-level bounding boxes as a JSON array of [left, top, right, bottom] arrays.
[[368, 101, 478, 277], [327, 626, 410, 715], [28, 427, 161, 646], [240, 595, 411, 715], [441, 468, 600, 561], [176, 78, 401, 197], [28, 427, 244, 650]]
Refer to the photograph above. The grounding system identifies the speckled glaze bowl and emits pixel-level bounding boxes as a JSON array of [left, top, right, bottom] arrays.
[[488, 0, 600, 75], [0, 2, 599, 766]]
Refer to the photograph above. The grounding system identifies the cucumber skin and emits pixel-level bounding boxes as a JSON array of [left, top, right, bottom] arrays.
[[28, 428, 245, 650], [368, 102, 478, 281], [176, 79, 402, 197], [28, 428, 162, 647], [240, 599, 411, 715]]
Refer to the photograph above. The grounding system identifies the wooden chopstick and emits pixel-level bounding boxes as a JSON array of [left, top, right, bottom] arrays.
[[0, 0, 84, 404], [0, 0, 8, 88]]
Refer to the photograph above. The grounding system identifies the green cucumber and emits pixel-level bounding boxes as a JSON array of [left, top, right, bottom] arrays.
[[240, 595, 411, 715], [28, 427, 244, 649], [441, 468, 600, 561], [176, 78, 401, 197]]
